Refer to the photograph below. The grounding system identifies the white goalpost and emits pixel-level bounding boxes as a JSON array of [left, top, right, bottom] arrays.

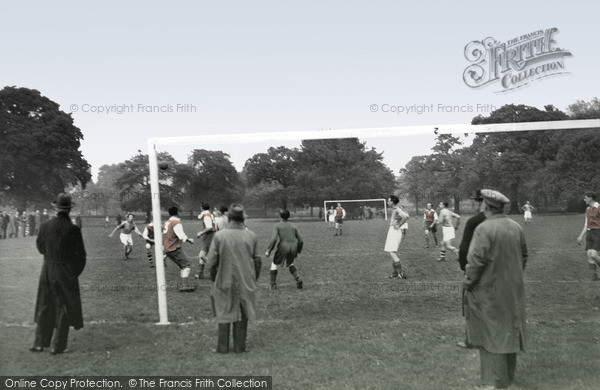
[[324, 199, 388, 220], [147, 118, 600, 325]]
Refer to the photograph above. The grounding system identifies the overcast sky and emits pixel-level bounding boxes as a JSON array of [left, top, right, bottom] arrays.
[[3, 0, 598, 180]]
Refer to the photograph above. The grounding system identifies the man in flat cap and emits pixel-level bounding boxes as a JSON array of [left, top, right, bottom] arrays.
[[206, 204, 261, 353], [463, 189, 528, 388], [31, 193, 86, 355]]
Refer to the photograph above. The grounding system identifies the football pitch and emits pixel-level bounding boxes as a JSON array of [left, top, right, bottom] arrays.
[[1, 214, 599, 389]]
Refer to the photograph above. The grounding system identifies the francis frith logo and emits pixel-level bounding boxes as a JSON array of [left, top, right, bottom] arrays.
[[463, 28, 572, 92]]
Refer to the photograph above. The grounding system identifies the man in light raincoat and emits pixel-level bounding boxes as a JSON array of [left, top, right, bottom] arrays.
[[464, 189, 528, 389], [206, 204, 261, 353]]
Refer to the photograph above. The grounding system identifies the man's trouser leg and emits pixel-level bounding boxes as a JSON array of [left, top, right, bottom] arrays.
[[479, 348, 516, 388], [51, 305, 70, 353], [217, 323, 230, 353], [34, 323, 53, 349], [233, 304, 248, 353]]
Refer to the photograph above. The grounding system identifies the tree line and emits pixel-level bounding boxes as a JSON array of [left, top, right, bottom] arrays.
[[399, 101, 600, 214], [1, 86, 598, 215], [79, 138, 396, 216]]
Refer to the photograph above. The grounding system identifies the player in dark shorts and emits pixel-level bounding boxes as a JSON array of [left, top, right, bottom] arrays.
[[577, 193, 600, 281], [265, 209, 304, 290], [423, 203, 438, 248]]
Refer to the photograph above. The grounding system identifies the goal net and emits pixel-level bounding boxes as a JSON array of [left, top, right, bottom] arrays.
[[324, 199, 388, 221]]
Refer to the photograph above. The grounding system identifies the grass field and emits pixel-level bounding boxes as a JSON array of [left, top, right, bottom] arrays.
[[1, 213, 599, 389]]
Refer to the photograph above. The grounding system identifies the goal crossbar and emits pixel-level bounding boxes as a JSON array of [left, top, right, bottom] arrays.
[[324, 199, 388, 220], [148, 119, 600, 147], [148, 119, 600, 324]]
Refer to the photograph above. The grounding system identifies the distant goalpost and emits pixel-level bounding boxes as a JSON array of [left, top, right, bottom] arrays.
[[147, 118, 600, 325], [324, 199, 388, 220]]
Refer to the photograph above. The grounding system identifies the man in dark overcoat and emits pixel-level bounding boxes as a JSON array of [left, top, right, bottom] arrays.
[[30, 193, 86, 355], [456, 189, 486, 349]]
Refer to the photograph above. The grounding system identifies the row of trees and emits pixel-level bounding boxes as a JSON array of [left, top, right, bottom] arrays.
[[400, 100, 600, 214], [77, 139, 396, 216], [1, 85, 598, 215]]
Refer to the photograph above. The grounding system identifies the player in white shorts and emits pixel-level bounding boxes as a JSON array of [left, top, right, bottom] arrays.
[[521, 201, 535, 224], [385, 195, 409, 279], [437, 202, 460, 262], [326, 206, 335, 228], [109, 213, 143, 260]]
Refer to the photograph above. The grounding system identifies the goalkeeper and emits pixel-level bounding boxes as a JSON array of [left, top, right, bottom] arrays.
[[265, 209, 304, 290]]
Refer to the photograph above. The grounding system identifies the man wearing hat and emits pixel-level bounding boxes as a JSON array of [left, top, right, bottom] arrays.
[[463, 189, 528, 388], [30, 193, 86, 355], [206, 204, 261, 353]]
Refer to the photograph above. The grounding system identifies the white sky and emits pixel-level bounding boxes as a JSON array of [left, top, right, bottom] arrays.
[[2, 0, 598, 179]]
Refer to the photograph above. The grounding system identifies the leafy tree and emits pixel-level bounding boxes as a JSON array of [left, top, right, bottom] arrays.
[[112, 152, 180, 213], [178, 149, 243, 211], [295, 138, 396, 205], [80, 163, 125, 215], [544, 129, 600, 202], [242, 182, 284, 216], [567, 97, 600, 120], [429, 134, 465, 213], [398, 155, 437, 214], [243, 146, 299, 209], [0, 86, 91, 210], [470, 104, 569, 212]]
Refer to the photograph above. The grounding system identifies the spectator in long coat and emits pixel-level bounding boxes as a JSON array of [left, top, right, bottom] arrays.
[[28, 211, 36, 236], [1, 212, 8, 239], [456, 189, 486, 349], [463, 189, 528, 388], [206, 204, 261, 353], [7, 214, 15, 238], [30, 193, 86, 355]]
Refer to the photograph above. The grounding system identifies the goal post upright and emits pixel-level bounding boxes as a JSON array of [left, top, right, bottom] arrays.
[[148, 138, 170, 325], [147, 118, 600, 324]]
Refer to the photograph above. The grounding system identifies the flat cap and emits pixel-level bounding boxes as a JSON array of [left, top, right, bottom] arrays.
[[480, 189, 510, 208], [228, 203, 245, 219]]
